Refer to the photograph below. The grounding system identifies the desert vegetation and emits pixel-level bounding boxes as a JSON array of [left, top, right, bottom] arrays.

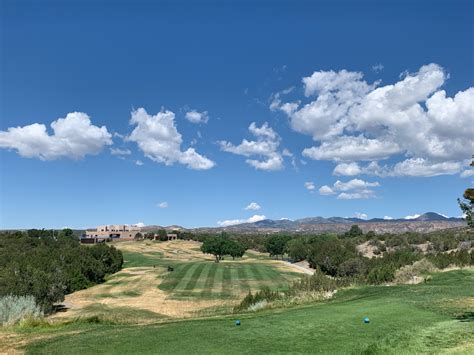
[[0, 227, 472, 353], [0, 229, 123, 316]]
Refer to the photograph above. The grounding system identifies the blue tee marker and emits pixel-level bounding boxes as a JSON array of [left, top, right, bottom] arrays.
[[235, 320, 241, 326], [363, 317, 370, 324]]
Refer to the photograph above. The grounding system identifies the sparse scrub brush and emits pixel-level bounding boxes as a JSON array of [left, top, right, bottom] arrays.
[[0, 295, 43, 326], [394, 259, 436, 284], [233, 288, 281, 313], [288, 269, 338, 294]]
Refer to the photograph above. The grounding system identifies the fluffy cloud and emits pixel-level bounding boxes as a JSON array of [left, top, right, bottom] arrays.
[[354, 212, 368, 220], [333, 179, 379, 191], [219, 122, 284, 171], [333, 162, 362, 176], [334, 159, 463, 177], [383, 216, 393, 220], [319, 178, 380, 199], [185, 110, 209, 124], [460, 169, 474, 178], [0, 112, 112, 160], [157, 202, 168, 208], [404, 214, 421, 220], [318, 185, 335, 195], [245, 202, 261, 210], [127, 108, 215, 170], [304, 181, 315, 192], [390, 158, 463, 177], [303, 136, 400, 161], [273, 64, 474, 177], [217, 214, 266, 227]]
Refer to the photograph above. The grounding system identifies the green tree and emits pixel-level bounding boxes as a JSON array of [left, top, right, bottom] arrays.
[[201, 237, 227, 262], [307, 239, 357, 276], [158, 229, 168, 241], [458, 189, 474, 228], [286, 238, 307, 262], [226, 240, 247, 260], [265, 235, 291, 259], [344, 225, 364, 238], [458, 156, 474, 228], [134, 232, 143, 241]]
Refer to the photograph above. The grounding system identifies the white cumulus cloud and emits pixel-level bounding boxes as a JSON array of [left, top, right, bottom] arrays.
[[272, 64, 474, 177], [304, 181, 316, 192], [219, 122, 284, 171], [217, 214, 266, 227], [404, 214, 421, 220], [334, 159, 463, 178], [354, 212, 368, 220], [185, 110, 209, 124], [0, 112, 112, 160], [318, 185, 335, 195], [245, 202, 261, 210], [127, 108, 215, 170], [460, 169, 474, 178], [319, 178, 380, 199]]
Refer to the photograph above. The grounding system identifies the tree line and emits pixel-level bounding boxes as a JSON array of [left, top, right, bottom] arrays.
[[181, 225, 473, 284], [0, 229, 123, 313]]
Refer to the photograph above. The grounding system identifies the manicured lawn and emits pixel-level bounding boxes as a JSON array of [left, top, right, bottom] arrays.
[[23, 270, 474, 354], [121, 250, 165, 268], [159, 261, 300, 300], [120, 243, 301, 300]]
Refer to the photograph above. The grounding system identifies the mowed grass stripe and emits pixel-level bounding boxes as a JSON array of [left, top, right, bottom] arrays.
[[228, 266, 244, 294], [183, 263, 207, 291], [193, 262, 213, 291], [237, 265, 251, 292], [248, 263, 266, 281], [200, 263, 218, 298], [158, 263, 194, 292], [220, 265, 233, 297], [173, 263, 202, 292]]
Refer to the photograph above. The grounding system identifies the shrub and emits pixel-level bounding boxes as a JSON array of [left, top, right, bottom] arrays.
[[367, 265, 396, 284], [307, 239, 357, 276], [0, 295, 43, 326], [286, 238, 307, 262], [394, 259, 437, 284], [289, 269, 338, 294], [337, 258, 367, 277], [233, 287, 281, 313]]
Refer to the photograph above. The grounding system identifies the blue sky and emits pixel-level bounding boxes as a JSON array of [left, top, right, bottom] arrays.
[[1, 0, 473, 229]]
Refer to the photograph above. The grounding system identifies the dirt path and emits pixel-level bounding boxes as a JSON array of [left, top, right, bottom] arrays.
[[283, 261, 314, 275]]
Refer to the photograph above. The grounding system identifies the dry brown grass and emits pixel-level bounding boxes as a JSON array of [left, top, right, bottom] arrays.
[[49, 240, 306, 322]]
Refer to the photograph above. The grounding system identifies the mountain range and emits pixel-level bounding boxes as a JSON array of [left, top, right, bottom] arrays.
[[188, 212, 466, 234]]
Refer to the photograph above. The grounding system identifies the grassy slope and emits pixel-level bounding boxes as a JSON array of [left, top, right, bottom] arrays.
[[122, 247, 300, 301], [24, 269, 474, 354]]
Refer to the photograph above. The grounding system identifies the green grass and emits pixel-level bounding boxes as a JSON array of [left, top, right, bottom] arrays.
[[158, 261, 299, 300], [121, 251, 165, 267], [22, 269, 474, 354]]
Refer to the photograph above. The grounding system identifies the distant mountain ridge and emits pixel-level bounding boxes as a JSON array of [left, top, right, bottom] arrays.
[[193, 212, 465, 234], [239, 212, 462, 227]]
